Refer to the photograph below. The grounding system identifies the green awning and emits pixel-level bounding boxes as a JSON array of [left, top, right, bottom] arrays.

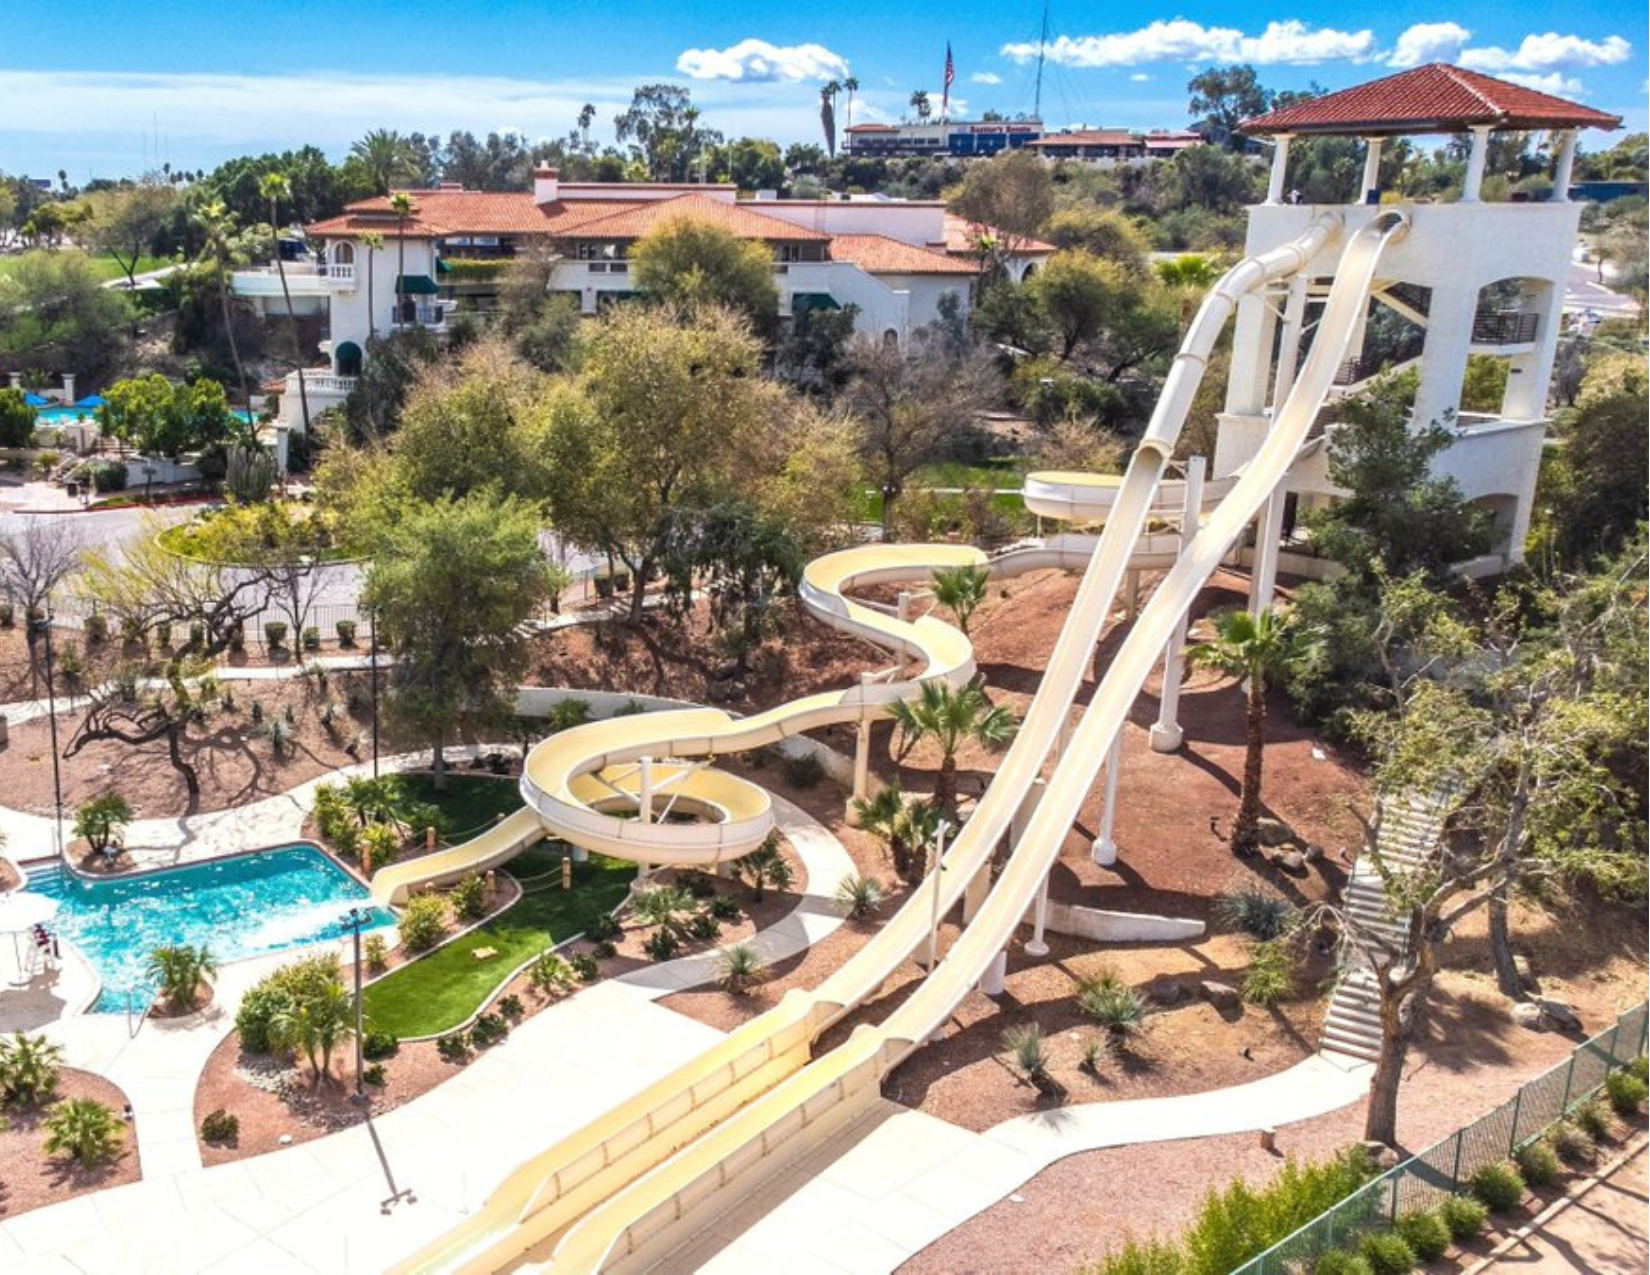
[[434, 258, 452, 274], [395, 274, 439, 295], [792, 292, 841, 313]]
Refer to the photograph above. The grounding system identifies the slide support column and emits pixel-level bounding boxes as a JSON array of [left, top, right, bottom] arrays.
[[1091, 735, 1123, 867], [1151, 456, 1205, 753]]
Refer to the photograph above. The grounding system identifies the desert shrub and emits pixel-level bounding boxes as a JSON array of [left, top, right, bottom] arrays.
[[779, 751, 825, 788], [586, 911, 622, 942], [263, 620, 288, 650], [529, 950, 575, 995], [0, 1031, 64, 1105], [44, 1098, 124, 1166], [450, 873, 487, 922], [436, 1032, 470, 1062], [644, 930, 681, 962], [1242, 938, 1297, 1007], [362, 1030, 399, 1060], [570, 952, 600, 982], [1630, 1055, 1648, 1083], [714, 942, 769, 995], [1514, 1137, 1562, 1187], [1001, 1023, 1060, 1095], [200, 1109, 240, 1144], [1077, 974, 1148, 1038], [234, 954, 341, 1053], [363, 1063, 387, 1086], [360, 822, 399, 872], [1395, 1209, 1451, 1262], [1470, 1161, 1526, 1213], [1439, 1194, 1488, 1241], [497, 994, 524, 1020], [546, 698, 591, 732], [397, 895, 448, 952], [687, 911, 721, 941], [336, 619, 357, 647], [1571, 1095, 1616, 1142], [1605, 1069, 1648, 1115], [469, 1012, 507, 1046], [708, 895, 743, 922], [1357, 1231, 1416, 1275], [679, 870, 718, 899], [364, 933, 389, 974], [834, 873, 885, 920], [1548, 1119, 1597, 1164], [590, 939, 618, 959], [1096, 1237, 1185, 1274], [1214, 887, 1297, 940], [1312, 1252, 1374, 1275]]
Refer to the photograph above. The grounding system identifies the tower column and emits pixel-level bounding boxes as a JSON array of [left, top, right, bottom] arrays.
[[1266, 133, 1294, 204], [1251, 272, 1309, 615], [1461, 125, 1494, 203], [1151, 456, 1205, 753], [1360, 136, 1384, 204], [1551, 131, 1578, 203], [1091, 736, 1123, 867]]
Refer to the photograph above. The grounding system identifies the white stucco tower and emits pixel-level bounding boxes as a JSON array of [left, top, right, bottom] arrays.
[[1211, 63, 1622, 598]]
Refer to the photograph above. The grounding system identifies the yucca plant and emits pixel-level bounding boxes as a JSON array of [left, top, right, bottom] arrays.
[[715, 942, 770, 995], [834, 873, 886, 920], [264, 715, 296, 758], [1214, 886, 1298, 940], [0, 1030, 64, 1105], [737, 833, 795, 902], [44, 1098, 125, 1167], [145, 944, 217, 1013], [1001, 1023, 1061, 1095], [1077, 972, 1148, 1040], [631, 885, 698, 941]]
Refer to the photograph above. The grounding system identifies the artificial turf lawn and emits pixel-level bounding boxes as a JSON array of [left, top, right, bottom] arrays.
[[394, 773, 527, 839], [360, 845, 633, 1038]]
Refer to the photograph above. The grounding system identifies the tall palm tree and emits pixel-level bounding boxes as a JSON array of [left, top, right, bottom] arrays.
[[577, 103, 596, 153], [932, 563, 991, 637], [350, 129, 418, 196], [843, 76, 860, 130], [259, 172, 310, 433], [194, 199, 252, 410], [910, 90, 932, 122], [820, 81, 841, 158], [389, 192, 413, 332], [1189, 606, 1297, 856], [851, 784, 942, 883], [360, 230, 384, 341], [889, 681, 1018, 813]]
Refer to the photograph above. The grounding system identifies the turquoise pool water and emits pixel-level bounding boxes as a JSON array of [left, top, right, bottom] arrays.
[[28, 848, 393, 1013], [34, 406, 255, 426]]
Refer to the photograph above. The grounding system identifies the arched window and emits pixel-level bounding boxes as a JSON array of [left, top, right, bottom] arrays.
[[335, 341, 364, 378]]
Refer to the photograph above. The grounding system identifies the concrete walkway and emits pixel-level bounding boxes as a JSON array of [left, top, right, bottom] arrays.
[[0, 791, 854, 1272], [675, 1053, 1374, 1273]]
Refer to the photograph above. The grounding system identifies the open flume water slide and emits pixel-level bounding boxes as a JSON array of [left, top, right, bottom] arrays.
[[392, 209, 1405, 1272]]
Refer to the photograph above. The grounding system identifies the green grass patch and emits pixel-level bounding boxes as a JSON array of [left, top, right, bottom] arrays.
[[912, 458, 1030, 489], [0, 253, 173, 283], [397, 773, 525, 840], [360, 846, 633, 1037]]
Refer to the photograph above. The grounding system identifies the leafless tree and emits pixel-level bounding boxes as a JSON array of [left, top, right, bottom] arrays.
[[0, 517, 88, 659]]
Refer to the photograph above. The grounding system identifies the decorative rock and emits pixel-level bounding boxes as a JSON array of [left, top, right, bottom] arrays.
[[711, 659, 742, 682], [1511, 1001, 1547, 1031], [278, 1133, 293, 1146], [1144, 975, 1185, 1005], [1256, 817, 1295, 847], [1277, 851, 1308, 876], [1303, 843, 1326, 864], [1536, 998, 1582, 1032], [1360, 1140, 1401, 1170], [1200, 980, 1241, 1010]]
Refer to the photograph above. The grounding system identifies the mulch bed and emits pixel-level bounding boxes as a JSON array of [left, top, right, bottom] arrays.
[[0, 1069, 140, 1218]]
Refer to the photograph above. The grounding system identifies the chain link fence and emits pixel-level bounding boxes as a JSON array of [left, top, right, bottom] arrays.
[[1234, 1002, 1649, 1274]]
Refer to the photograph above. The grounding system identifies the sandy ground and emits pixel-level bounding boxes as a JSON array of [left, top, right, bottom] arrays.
[[1484, 1137, 1648, 1273], [0, 1069, 140, 1218]]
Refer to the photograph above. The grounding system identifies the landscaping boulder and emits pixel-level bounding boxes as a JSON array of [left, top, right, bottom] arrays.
[[1275, 850, 1308, 876], [1359, 1140, 1402, 1170], [1535, 998, 1582, 1032], [1200, 980, 1241, 1010], [1302, 843, 1326, 864], [1256, 817, 1295, 847], [1511, 1001, 1548, 1031], [1144, 975, 1186, 1005]]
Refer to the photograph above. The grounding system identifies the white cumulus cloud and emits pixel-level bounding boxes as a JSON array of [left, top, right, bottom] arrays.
[[1129, 73, 1154, 82], [1498, 71, 1588, 95], [676, 39, 849, 83], [1460, 33, 1631, 73], [1000, 19, 1376, 68], [1387, 22, 1471, 68], [970, 72, 1002, 85]]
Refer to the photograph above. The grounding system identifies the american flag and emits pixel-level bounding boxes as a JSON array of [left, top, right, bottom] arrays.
[[942, 42, 954, 119]]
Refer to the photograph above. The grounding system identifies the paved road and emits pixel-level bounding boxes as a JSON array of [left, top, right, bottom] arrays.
[[1486, 1140, 1648, 1273], [1565, 262, 1642, 321]]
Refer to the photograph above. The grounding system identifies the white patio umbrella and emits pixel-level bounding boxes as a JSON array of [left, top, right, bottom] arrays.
[[0, 892, 61, 986]]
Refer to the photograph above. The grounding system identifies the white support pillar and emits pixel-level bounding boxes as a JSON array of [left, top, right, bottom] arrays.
[[1091, 735, 1123, 867], [978, 949, 1008, 997], [1461, 126, 1493, 204], [1551, 131, 1578, 203], [1124, 568, 1141, 620], [1360, 136, 1384, 205], [1014, 777, 1050, 956], [1152, 456, 1205, 752], [1025, 873, 1052, 958], [1251, 272, 1309, 617], [1266, 134, 1293, 205], [636, 756, 653, 879]]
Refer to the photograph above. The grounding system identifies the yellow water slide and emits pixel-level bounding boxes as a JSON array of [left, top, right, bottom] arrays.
[[390, 212, 1346, 1274]]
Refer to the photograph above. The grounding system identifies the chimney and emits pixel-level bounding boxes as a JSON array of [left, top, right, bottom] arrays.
[[534, 166, 560, 205]]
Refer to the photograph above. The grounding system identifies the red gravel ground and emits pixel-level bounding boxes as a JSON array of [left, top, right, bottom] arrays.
[[0, 1069, 140, 1218]]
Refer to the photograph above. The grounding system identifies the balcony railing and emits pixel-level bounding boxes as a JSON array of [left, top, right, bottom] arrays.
[[1471, 310, 1538, 345], [329, 263, 355, 282], [289, 372, 358, 396]]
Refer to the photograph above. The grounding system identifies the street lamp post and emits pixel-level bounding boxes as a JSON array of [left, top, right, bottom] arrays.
[[926, 819, 951, 972], [341, 907, 367, 1098], [34, 612, 65, 858], [368, 607, 380, 779]]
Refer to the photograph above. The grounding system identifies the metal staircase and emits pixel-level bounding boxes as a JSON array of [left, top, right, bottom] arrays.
[[1321, 789, 1453, 1063]]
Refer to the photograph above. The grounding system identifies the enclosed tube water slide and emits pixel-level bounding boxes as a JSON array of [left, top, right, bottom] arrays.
[[390, 211, 1359, 1274]]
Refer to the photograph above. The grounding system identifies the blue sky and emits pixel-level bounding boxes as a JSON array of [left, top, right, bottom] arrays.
[[3, 0, 1644, 179]]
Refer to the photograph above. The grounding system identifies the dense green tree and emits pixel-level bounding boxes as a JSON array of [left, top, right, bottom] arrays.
[[1187, 65, 1272, 149], [1027, 251, 1179, 380], [200, 147, 354, 229], [659, 500, 804, 671], [630, 218, 779, 336], [99, 375, 238, 459], [947, 150, 1056, 272], [1542, 353, 1649, 566], [77, 179, 179, 290], [0, 250, 131, 385], [0, 387, 35, 448], [1042, 207, 1150, 272], [615, 84, 721, 181], [363, 492, 551, 787]]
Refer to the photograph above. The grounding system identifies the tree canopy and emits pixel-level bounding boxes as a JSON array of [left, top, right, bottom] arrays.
[[630, 218, 780, 335]]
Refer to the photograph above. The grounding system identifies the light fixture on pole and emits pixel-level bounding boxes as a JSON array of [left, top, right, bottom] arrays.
[[33, 610, 65, 859], [926, 819, 951, 972], [368, 608, 380, 780], [340, 907, 367, 1099]]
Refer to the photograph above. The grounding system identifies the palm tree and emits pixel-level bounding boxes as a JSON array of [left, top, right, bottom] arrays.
[[910, 90, 932, 122], [145, 944, 217, 1012], [888, 681, 1018, 813], [259, 172, 310, 433], [631, 885, 697, 941], [194, 199, 252, 409], [0, 1030, 64, 1105], [360, 230, 384, 341], [389, 191, 413, 332], [350, 129, 418, 196], [1189, 606, 1298, 856], [932, 563, 991, 637], [737, 833, 795, 902], [577, 103, 596, 153], [852, 783, 942, 884], [272, 981, 356, 1083], [820, 81, 841, 159], [843, 76, 860, 130]]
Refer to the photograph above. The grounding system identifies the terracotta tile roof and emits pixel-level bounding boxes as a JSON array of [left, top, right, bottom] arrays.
[[307, 190, 556, 237], [936, 213, 1055, 256], [1024, 130, 1142, 149], [550, 194, 831, 242], [827, 234, 980, 275], [1242, 64, 1622, 136]]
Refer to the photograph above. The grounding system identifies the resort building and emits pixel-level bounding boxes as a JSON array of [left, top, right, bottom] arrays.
[[843, 118, 1044, 157], [1217, 62, 1621, 581], [234, 176, 1053, 430], [1020, 128, 1205, 164]]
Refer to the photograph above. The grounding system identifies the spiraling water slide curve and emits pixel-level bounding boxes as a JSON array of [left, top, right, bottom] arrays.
[[393, 210, 1405, 1272]]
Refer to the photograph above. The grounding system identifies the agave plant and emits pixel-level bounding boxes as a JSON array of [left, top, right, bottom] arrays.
[[833, 873, 886, 921], [714, 942, 770, 996], [1001, 1023, 1061, 1096], [1076, 970, 1148, 1040]]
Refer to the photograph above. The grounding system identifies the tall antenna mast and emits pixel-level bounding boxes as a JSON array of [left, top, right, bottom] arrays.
[[1033, 0, 1049, 120]]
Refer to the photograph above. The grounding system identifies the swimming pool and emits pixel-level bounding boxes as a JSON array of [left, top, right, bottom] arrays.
[[34, 406, 256, 426], [27, 847, 394, 1013]]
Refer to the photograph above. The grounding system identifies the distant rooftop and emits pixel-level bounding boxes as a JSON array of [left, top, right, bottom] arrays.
[[1242, 64, 1622, 137]]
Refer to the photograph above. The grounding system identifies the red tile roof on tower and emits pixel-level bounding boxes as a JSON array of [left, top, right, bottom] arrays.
[[1241, 64, 1622, 136], [548, 194, 832, 242], [828, 234, 980, 275]]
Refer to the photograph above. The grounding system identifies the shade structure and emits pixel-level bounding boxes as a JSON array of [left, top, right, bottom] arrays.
[[394, 274, 440, 296], [74, 394, 106, 408], [23, 392, 49, 407], [0, 891, 59, 933]]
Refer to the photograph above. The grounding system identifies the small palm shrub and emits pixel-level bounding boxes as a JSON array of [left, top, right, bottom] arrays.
[[1470, 1161, 1526, 1213], [398, 895, 447, 952], [715, 942, 769, 995], [362, 1031, 399, 1060], [1571, 1096, 1616, 1142], [200, 1109, 240, 1145], [632, 885, 696, 937], [1439, 1194, 1488, 1241], [780, 752, 826, 788], [145, 944, 217, 1012], [1242, 938, 1297, 1007], [498, 994, 524, 1020], [1514, 1137, 1561, 1187], [45, 1098, 125, 1166], [738, 834, 795, 902], [470, 1012, 507, 1047], [708, 895, 742, 922], [679, 871, 717, 899], [1001, 1024, 1060, 1095], [1395, 1209, 1451, 1262], [450, 874, 487, 922], [570, 953, 600, 982], [586, 911, 623, 942], [436, 1032, 470, 1062], [1313, 1252, 1374, 1275], [1548, 1119, 1597, 1164], [1214, 887, 1298, 940], [364, 934, 389, 974], [1357, 1231, 1415, 1275], [0, 1030, 64, 1104], [644, 929, 681, 962], [1077, 971, 1147, 1039], [1605, 1069, 1648, 1115], [529, 951, 575, 996], [834, 873, 886, 920], [687, 911, 721, 942]]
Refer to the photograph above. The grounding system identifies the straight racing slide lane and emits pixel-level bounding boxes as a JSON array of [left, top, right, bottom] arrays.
[[388, 212, 1343, 1275], [537, 212, 1405, 1274]]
